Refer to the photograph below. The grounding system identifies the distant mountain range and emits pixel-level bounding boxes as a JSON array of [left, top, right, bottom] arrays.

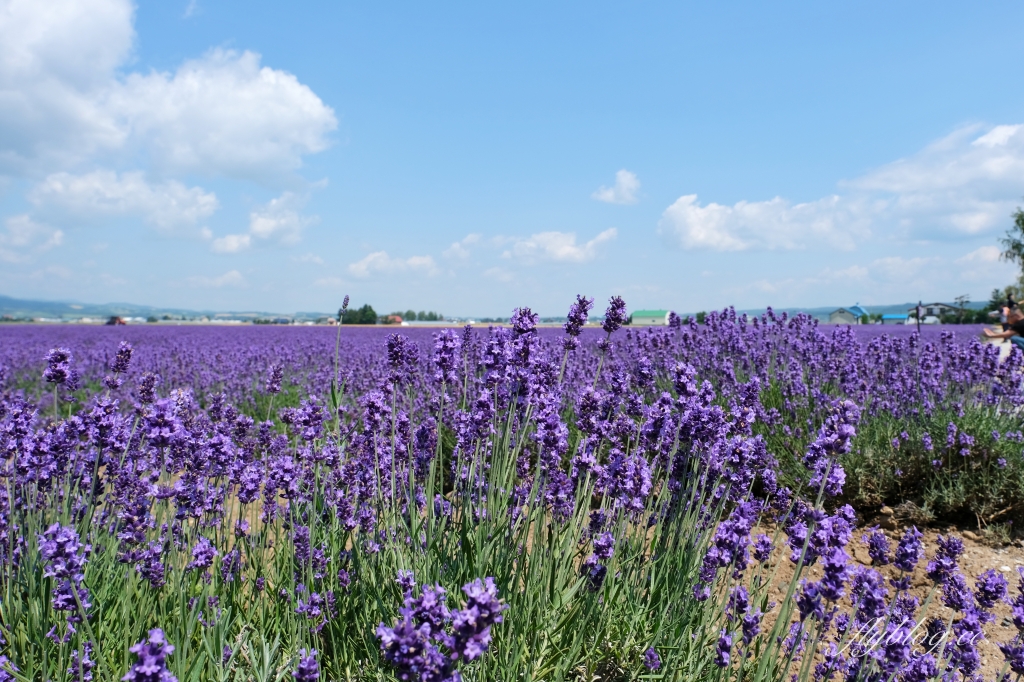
[[0, 295, 325, 322], [0, 294, 989, 324]]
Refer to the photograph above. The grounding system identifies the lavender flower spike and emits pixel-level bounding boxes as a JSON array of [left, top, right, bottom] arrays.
[[123, 628, 177, 682], [602, 296, 627, 335], [293, 649, 319, 681]]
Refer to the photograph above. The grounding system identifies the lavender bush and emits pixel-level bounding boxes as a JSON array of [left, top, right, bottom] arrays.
[[0, 303, 1022, 680]]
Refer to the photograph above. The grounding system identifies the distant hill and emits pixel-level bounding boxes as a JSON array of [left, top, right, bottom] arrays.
[[0, 293, 991, 324], [0, 295, 329, 322]]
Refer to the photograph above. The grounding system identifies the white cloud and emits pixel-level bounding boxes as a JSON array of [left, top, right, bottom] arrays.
[[504, 228, 618, 263], [347, 251, 438, 278], [954, 245, 1016, 283], [208, 191, 315, 253], [658, 194, 868, 251], [110, 50, 336, 181], [443, 233, 481, 260], [313, 275, 344, 288], [187, 269, 246, 288], [211, 234, 251, 254], [248, 191, 311, 243], [592, 170, 640, 205], [0, 214, 63, 262], [0, 0, 134, 172], [660, 123, 1024, 252], [294, 252, 324, 264], [955, 245, 1002, 264], [0, 0, 336, 181], [29, 170, 218, 229], [483, 266, 514, 283]]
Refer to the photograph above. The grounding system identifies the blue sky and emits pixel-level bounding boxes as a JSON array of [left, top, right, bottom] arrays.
[[3, 1, 1024, 316]]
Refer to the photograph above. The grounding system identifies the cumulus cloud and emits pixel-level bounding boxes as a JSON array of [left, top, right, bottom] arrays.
[[659, 194, 869, 251], [954, 245, 1016, 283], [208, 191, 316, 253], [443, 233, 481, 260], [29, 171, 218, 229], [592, 170, 640, 205], [110, 50, 336, 181], [0, 214, 63, 262], [347, 251, 438, 278], [210, 234, 251, 254], [187, 269, 246, 288], [504, 228, 617, 263], [0, 0, 336, 181], [660, 123, 1024, 251], [955, 245, 1002, 264], [248, 191, 312, 243]]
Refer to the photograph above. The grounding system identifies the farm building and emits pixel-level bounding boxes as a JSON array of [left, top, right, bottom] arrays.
[[881, 314, 908, 325], [631, 310, 670, 326], [828, 305, 869, 324], [907, 302, 957, 318]]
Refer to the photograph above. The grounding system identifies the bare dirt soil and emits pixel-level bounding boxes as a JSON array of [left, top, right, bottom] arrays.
[[757, 518, 1023, 680]]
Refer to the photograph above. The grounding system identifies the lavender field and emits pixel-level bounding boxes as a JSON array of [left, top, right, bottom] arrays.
[[2, 300, 1024, 681]]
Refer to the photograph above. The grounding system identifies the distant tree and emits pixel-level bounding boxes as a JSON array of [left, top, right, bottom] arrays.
[[147, 316, 158, 323], [342, 304, 377, 324], [404, 310, 416, 321], [954, 294, 970, 323], [695, 312, 707, 324], [859, 314, 869, 324], [1001, 206, 1024, 270]]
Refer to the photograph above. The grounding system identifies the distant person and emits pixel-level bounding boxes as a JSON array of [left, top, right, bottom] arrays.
[[983, 306, 1024, 350]]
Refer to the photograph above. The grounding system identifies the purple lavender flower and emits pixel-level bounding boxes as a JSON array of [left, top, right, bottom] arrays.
[[266, 365, 284, 394], [1000, 641, 1024, 675], [942, 572, 971, 612], [802, 400, 859, 497], [752, 534, 773, 563], [43, 347, 73, 385], [68, 641, 95, 681], [975, 569, 1008, 609], [562, 295, 594, 351], [643, 647, 661, 671], [38, 523, 91, 632], [602, 296, 627, 335], [926, 535, 963, 584], [186, 537, 218, 574], [111, 341, 133, 374], [137, 372, 160, 404], [433, 329, 461, 385], [510, 307, 538, 335], [714, 629, 732, 667], [396, 569, 416, 595], [862, 527, 890, 566], [123, 628, 177, 682], [592, 532, 614, 560], [450, 577, 508, 661], [293, 649, 319, 681], [893, 526, 923, 573]]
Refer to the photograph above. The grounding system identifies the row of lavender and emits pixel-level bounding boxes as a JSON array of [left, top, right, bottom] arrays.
[[0, 301, 1022, 680]]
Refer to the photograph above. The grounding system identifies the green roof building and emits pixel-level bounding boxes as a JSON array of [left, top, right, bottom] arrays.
[[631, 309, 670, 326]]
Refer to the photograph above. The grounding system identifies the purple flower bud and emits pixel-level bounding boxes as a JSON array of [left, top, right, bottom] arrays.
[[122, 628, 177, 682], [292, 649, 319, 681], [602, 296, 627, 335], [643, 647, 661, 671], [862, 527, 890, 566], [893, 526, 923, 573]]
